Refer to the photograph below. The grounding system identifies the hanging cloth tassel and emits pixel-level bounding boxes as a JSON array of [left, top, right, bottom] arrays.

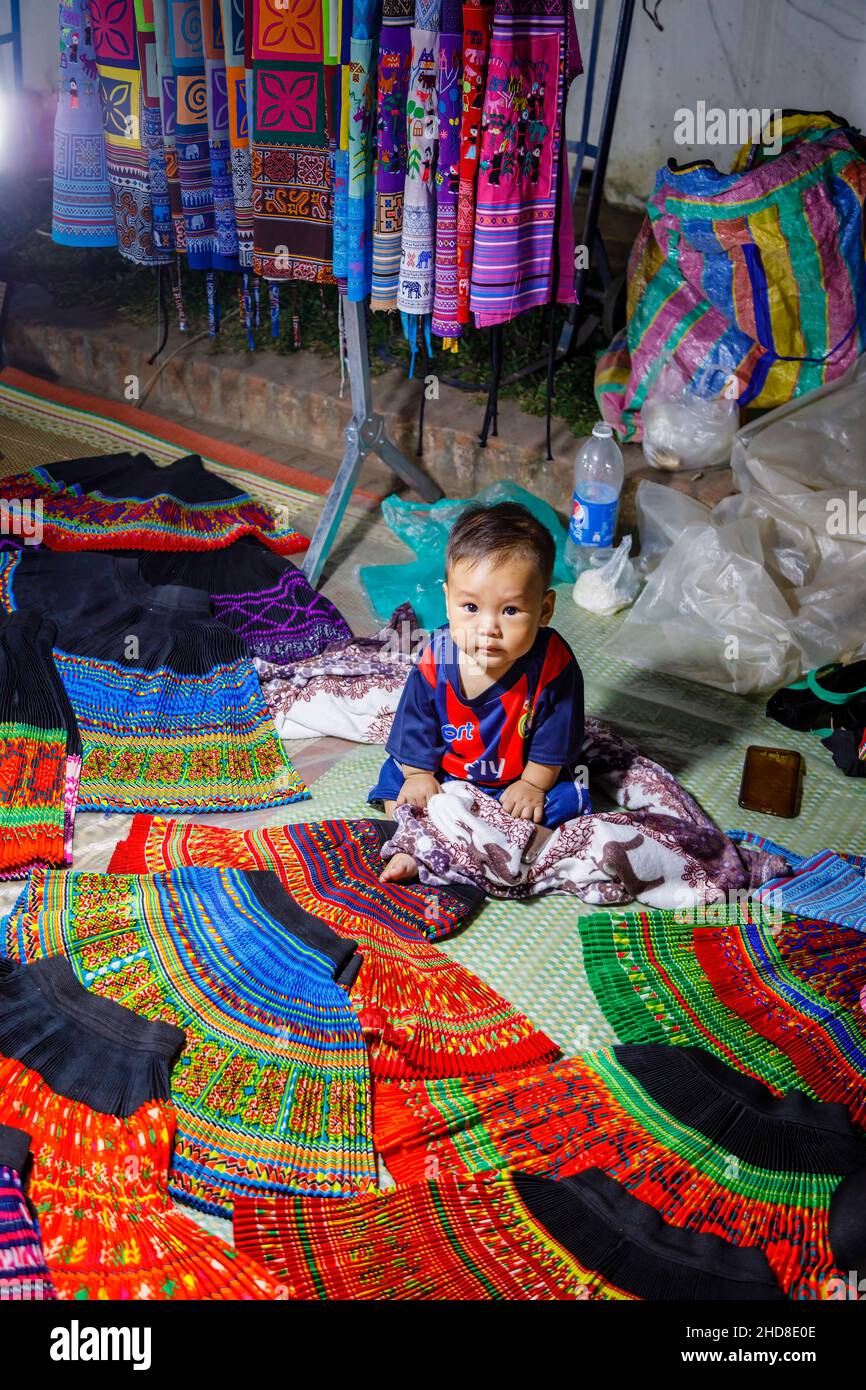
[[478, 324, 503, 448], [290, 283, 300, 350], [171, 258, 187, 334], [401, 311, 419, 380], [416, 317, 435, 458], [240, 272, 255, 352], [206, 271, 220, 338], [269, 281, 280, 339], [148, 265, 170, 365], [253, 276, 262, 328]]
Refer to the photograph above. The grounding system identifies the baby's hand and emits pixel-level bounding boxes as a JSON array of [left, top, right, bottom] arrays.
[[396, 772, 441, 810], [500, 779, 546, 823]]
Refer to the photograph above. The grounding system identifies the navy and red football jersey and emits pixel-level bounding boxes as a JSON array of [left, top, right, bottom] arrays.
[[387, 625, 584, 787]]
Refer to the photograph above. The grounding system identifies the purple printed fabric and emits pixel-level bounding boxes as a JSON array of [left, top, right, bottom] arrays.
[[212, 568, 352, 664], [370, 23, 412, 310], [431, 28, 462, 338], [382, 717, 790, 908], [469, 0, 580, 327]]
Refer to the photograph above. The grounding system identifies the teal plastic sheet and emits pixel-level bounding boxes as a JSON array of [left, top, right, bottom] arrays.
[[360, 483, 571, 629]]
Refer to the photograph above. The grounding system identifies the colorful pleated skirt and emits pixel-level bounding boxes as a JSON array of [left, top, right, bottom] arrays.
[[0, 609, 81, 878], [5, 865, 378, 1217], [134, 537, 352, 664], [0, 452, 306, 555], [108, 814, 559, 1079], [374, 1044, 866, 1298], [0, 550, 307, 813], [234, 1166, 786, 1301], [579, 905, 866, 1130], [0, 1122, 57, 1301], [0, 955, 278, 1300]]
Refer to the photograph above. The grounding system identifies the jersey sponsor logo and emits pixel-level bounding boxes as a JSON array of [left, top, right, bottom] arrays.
[[442, 720, 476, 742], [465, 757, 505, 781]]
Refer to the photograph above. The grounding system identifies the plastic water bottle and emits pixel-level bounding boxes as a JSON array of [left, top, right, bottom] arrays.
[[564, 422, 624, 576]]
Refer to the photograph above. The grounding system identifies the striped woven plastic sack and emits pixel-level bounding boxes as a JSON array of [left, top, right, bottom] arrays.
[[594, 112, 866, 442]]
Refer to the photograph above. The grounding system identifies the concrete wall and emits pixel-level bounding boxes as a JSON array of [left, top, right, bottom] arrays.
[[573, 0, 866, 207], [7, 0, 866, 204]]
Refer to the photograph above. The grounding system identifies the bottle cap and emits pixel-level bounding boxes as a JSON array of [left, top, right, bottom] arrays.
[[592, 422, 614, 438]]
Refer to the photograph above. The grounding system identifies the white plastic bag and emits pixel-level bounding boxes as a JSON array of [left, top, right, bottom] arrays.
[[641, 358, 739, 471], [573, 536, 641, 616], [610, 356, 866, 694]]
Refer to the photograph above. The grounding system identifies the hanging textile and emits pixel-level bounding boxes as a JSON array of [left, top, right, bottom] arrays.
[[0, 610, 81, 881], [107, 813, 561, 1080], [152, 0, 188, 249], [250, 0, 335, 281], [91, 0, 173, 263], [135, 0, 176, 253], [374, 1044, 866, 1299], [0, 954, 279, 1298], [346, 0, 379, 299], [165, 0, 240, 269], [468, 0, 579, 326], [430, 0, 461, 338], [0, 549, 308, 814], [329, 0, 353, 290], [52, 0, 117, 248], [200, 0, 242, 263], [396, 6, 439, 319], [234, 1166, 787, 1301], [456, 3, 491, 324], [369, 2, 410, 310], [218, 0, 254, 264], [5, 868, 377, 1217]]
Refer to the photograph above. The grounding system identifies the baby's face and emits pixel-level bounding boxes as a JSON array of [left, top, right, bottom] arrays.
[[444, 553, 554, 674]]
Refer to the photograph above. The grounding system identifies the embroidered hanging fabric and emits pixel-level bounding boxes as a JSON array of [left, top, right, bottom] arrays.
[[329, 0, 353, 291], [52, 0, 117, 249], [369, 1, 411, 310], [91, 0, 173, 264], [374, 1043, 866, 1298], [0, 610, 81, 881], [456, 3, 492, 324], [397, 3, 440, 318], [250, 0, 335, 281], [107, 813, 560, 1080], [0, 450, 307, 554], [234, 1166, 787, 1301], [578, 904, 866, 1132], [0, 954, 279, 1298], [219, 0, 254, 265], [346, 0, 379, 299], [153, 0, 188, 250], [430, 0, 461, 338], [468, 0, 579, 326], [0, 549, 307, 814], [4, 867, 376, 1218], [134, 0, 176, 256], [200, 0, 242, 264]]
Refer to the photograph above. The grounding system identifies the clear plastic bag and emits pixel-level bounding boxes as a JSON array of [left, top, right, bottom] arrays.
[[612, 356, 866, 693], [641, 358, 739, 471], [573, 536, 641, 615]]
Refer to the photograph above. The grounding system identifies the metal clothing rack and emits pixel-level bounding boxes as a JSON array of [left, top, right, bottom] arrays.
[[0, 0, 22, 89], [300, 296, 442, 588]]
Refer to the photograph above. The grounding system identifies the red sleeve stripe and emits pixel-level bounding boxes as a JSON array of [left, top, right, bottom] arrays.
[[419, 643, 437, 689], [536, 632, 573, 694]]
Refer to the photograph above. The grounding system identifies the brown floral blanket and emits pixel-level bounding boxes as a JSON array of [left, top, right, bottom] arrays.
[[381, 718, 789, 909]]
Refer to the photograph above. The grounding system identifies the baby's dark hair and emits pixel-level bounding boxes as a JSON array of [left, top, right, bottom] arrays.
[[446, 502, 556, 588]]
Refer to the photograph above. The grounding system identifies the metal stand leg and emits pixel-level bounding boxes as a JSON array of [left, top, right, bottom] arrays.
[[301, 295, 442, 587]]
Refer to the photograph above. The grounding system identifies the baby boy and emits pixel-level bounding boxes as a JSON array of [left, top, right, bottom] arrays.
[[369, 502, 589, 881]]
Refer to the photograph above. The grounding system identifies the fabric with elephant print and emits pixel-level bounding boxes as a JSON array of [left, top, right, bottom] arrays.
[[397, 27, 439, 314], [370, 20, 411, 310], [381, 717, 789, 909]]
